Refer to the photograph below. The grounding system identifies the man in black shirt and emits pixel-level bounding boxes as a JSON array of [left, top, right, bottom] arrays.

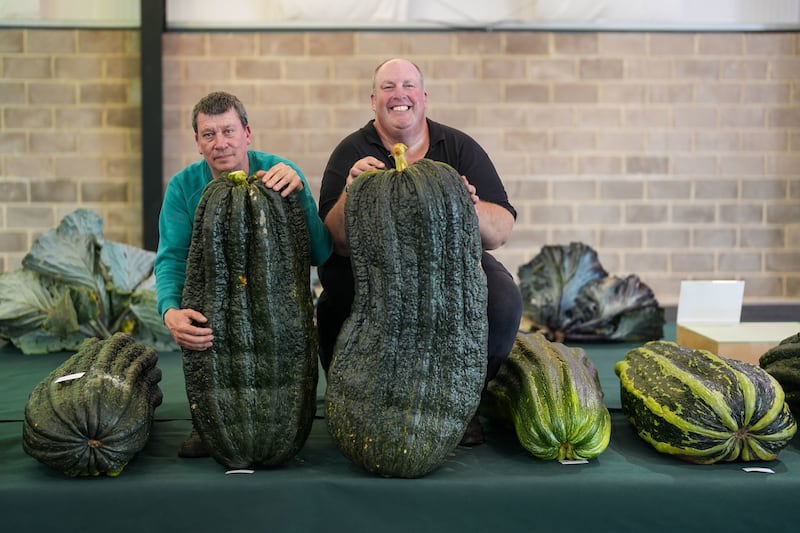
[[316, 58, 523, 445]]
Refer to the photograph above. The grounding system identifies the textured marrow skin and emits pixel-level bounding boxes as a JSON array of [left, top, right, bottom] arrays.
[[325, 157, 488, 478], [22, 333, 163, 477], [759, 332, 800, 416], [615, 340, 797, 464], [181, 173, 317, 470], [487, 332, 611, 460]]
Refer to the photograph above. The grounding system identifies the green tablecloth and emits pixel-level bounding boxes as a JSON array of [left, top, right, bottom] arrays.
[[1, 325, 797, 533]]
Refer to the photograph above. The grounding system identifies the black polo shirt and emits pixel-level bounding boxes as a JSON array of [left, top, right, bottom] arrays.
[[318, 118, 516, 222]]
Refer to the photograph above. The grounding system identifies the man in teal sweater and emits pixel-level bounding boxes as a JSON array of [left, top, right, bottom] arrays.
[[154, 91, 333, 456]]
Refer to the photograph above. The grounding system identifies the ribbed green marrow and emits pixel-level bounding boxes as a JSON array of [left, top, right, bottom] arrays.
[[615, 340, 797, 464], [759, 332, 800, 416], [181, 170, 317, 470], [486, 332, 611, 460], [325, 144, 488, 478], [22, 333, 163, 477]]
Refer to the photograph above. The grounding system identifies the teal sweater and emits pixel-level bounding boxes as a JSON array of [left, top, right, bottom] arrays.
[[154, 151, 333, 318]]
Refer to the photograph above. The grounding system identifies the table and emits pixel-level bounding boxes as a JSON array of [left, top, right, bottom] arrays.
[[1, 325, 797, 533]]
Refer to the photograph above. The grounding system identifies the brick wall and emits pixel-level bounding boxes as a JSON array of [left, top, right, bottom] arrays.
[[0, 28, 141, 272], [2, 28, 798, 306]]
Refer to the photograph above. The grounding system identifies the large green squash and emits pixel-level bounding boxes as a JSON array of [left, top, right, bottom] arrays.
[[615, 340, 797, 464], [181, 171, 317, 470], [22, 333, 163, 477], [486, 332, 611, 460], [759, 332, 800, 416], [325, 144, 488, 478]]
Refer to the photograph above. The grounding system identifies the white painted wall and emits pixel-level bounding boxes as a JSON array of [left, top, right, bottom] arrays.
[[0, 1, 797, 31]]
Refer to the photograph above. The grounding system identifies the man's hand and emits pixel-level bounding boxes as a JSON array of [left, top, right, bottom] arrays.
[[461, 175, 479, 205], [349, 156, 385, 180], [256, 163, 304, 197], [164, 308, 213, 350]]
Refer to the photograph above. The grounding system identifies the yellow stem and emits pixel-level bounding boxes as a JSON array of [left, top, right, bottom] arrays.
[[392, 143, 409, 171], [226, 170, 248, 185]]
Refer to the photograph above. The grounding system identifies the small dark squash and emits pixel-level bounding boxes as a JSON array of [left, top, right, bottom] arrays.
[[22, 333, 163, 477]]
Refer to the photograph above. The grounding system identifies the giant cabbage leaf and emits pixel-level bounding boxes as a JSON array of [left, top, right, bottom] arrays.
[[0, 209, 176, 354], [519, 242, 664, 343]]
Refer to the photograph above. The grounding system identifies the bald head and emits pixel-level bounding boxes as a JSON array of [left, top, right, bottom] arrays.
[[372, 58, 425, 93]]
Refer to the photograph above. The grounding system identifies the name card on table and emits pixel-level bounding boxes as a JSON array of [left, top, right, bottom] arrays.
[[675, 280, 799, 364], [676, 280, 745, 325]]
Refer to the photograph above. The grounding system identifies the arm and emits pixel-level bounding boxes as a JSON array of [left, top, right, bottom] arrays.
[[437, 123, 516, 250], [319, 129, 388, 256], [154, 173, 213, 350], [323, 156, 386, 256], [324, 192, 349, 256], [461, 175, 515, 250]]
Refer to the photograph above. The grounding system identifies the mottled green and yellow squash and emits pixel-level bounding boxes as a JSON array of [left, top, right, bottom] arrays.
[[487, 332, 611, 460], [615, 340, 796, 464]]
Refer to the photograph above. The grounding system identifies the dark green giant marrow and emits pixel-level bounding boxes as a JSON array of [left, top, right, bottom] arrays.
[[325, 144, 488, 478], [615, 340, 797, 464], [181, 170, 317, 470], [760, 332, 800, 416], [486, 332, 611, 460], [22, 333, 163, 477]]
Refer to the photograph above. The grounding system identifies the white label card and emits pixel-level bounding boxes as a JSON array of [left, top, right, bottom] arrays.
[[676, 280, 745, 324], [54, 372, 86, 384], [742, 467, 775, 474]]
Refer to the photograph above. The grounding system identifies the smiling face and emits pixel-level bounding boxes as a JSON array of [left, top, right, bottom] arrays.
[[194, 108, 252, 178], [370, 59, 428, 141]]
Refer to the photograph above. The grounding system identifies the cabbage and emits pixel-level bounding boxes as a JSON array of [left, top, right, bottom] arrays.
[[0, 209, 176, 354], [518, 242, 664, 343]]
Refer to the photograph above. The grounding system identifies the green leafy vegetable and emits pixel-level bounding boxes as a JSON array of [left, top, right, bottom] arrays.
[[0, 209, 176, 354], [518, 242, 664, 343]]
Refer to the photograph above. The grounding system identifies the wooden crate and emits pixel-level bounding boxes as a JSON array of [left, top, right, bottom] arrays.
[[675, 322, 800, 365]]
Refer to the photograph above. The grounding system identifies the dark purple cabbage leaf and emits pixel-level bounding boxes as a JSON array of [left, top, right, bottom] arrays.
[[518, 242, 664, 343], [0, 209, 176, 354]]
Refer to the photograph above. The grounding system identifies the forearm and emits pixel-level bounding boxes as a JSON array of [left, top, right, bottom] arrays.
[[155, 259, 186, 318], [476, 201, 515, 250], [324, 192, 350, 256]]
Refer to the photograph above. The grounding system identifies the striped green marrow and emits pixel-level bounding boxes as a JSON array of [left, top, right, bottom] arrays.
[[759, 332, 800, 416], [486, 332, 611, 460], [325, 143, 488, 478], [181, 170, 317, 470], [22, 333, 163, 477], [615, 340, 797, 464]]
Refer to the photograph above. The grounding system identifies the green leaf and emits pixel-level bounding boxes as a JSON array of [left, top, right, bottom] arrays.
[[128, 283, 177, 351], [22, 208, 104, 290], [101, 241, 155, 295], [570, 275, 664, 341], [518, 242, 607, 335], [1, 209, 175, 354], [518, 242, 663, 343], [10, 328, 86, 355], [0, 270, 76, 338]]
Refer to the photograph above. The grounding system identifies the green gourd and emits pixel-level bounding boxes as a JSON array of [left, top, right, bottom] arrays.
[[325, 144, 488, 478], [181, 170, 317, 470], [22, 333, 163, 477], [759, 332, 800, 416], [486, 332, 611, 460], [615, 340, 797, 464]]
